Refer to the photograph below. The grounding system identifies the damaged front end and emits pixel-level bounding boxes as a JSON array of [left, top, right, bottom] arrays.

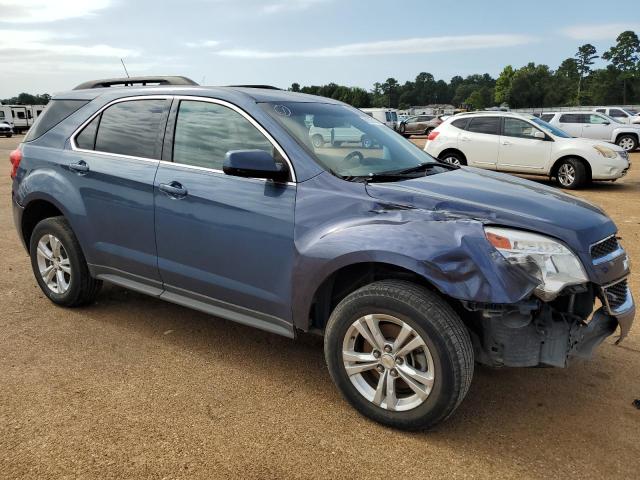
[[462, 230, 635, 368]]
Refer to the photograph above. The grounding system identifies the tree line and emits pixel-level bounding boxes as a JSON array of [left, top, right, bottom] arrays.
[[291, 30, 640, 110], [0, 93, 51, 106]]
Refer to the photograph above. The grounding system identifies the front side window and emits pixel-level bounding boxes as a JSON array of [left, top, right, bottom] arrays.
[[78, 99, 169, 158], [503, 118, 540, 139], [467, 116, 500, 135], [172, 100, 276, 170], [589, 114, 610, 124]]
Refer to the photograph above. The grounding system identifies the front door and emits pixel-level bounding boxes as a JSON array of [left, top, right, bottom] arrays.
[[581, 113, 613, 141], [497, 117, 551, 172], [154, 99, 296, 334]]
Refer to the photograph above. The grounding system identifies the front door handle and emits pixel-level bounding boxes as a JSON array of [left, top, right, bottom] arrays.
[[68, 161, 89, 173], [502, 140, 512, 146], [159, 181, 188, 198], [460, 136, 471, 142]]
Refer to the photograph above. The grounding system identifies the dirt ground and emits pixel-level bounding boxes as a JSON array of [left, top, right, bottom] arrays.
[[1, 134, 638, 479]]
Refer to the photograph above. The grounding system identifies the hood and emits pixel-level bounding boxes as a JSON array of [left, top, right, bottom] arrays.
[[365, 167, 616, 253], [564, 137, 625, 151]]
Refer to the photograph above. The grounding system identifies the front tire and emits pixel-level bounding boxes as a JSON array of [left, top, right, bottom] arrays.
[[30, 216, 102, 307], [311, 134, 324, 148], [324, 280, 474, 430], [616, 134, 638, 152], [439, 151, 466, 166], [555, 158, 587, 189]]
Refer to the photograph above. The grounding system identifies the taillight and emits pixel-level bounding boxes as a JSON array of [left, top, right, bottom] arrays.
[[9, 148, 22, 179], [427, 131, 440, 141]]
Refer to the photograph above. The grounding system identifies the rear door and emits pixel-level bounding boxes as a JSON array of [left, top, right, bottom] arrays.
[[153, 98, 296, 330], [70, 97, 171, 285], [497, 117, 551, 172], [459, 116, 500, 168], [556, 113, 585, 137]]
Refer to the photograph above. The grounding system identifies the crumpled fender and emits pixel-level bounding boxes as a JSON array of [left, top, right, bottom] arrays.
[[291, 172, 539, 330]]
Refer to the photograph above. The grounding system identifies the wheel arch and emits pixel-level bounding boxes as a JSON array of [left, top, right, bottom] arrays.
[[21, 199, 65, 253], [302, 259, 459, 333], [615, 131, 639, 146], [437, 148, 466, 163], [550, 155, 592, 180]]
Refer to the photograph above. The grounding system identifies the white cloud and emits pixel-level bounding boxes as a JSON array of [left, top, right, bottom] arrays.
[[185, 40, 221, 48], [262, 0, 330, 14], [561, 23, 640, 40], [0, 0, 112, 23], [0, 30, 137, 57], [215, 34, 536, 59]]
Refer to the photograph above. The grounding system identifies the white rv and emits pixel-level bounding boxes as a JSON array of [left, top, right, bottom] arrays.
[[360, 108, 399, 130]]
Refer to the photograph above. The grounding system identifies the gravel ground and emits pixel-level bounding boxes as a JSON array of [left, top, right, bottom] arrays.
[[1, 134, 638, 479]]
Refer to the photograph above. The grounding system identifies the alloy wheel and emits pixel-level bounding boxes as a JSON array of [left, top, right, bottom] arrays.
[[36, 234, 71, 294], [342, 314, 435, 412], [618, 137, 635, 151], [443, 156, 461, 166], [557, 163, 576, 187]]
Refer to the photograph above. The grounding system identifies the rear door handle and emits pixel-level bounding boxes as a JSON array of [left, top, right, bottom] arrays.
[[502, 140, 512, 145], [159, 181, 188, 198], [460, 136, 471, 142], [68, 161, 89, 173]]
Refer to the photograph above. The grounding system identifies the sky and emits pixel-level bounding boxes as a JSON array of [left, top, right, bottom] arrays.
[[1, 0, 639, 98]]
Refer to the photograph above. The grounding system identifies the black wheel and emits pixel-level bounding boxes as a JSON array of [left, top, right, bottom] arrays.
[[399, 123, 406, 134], [361, 136, 373, 149], [30, 216, 102, 307], [424, 128, 432, 135], [6, 133, 12, 138], [324, 280, 474, 430], [616, 134, 638, 152], [439, 151, 466, 166], [311, 134, 324, 148], [555, 158, 587, 189]]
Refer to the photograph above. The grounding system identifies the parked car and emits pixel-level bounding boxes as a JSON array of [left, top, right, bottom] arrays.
[[11, 76, 634, 430], [360, 107, 398, 130], [0, 105, 14, 134], [399, 115, 443, 136], [541, 111, 640, 152], [308, 122, 373, 148], [0, 120, 13, 137], [594, 107, 640, 125], [424, 112, 630, 189]]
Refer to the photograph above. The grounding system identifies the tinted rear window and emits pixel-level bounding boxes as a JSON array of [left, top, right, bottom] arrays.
[[24, 100, 88, 141], [540, 114, 554, 122], [559, 114, 587, 123], [77, 99, 169, 159], [451, 118, 469, 130], [467, 116, 500, 135]]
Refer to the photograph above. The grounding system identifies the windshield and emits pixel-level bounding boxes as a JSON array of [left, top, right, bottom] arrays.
[[260, 102, 437, 178], [530, 116, 572, 138], [623, 108, 638, 116]]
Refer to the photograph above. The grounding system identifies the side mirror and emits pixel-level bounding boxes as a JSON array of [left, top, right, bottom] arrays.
[[223, 150, 288, 181], [533, 131, 546, 139]]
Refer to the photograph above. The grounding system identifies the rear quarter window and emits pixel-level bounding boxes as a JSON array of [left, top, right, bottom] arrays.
[[24, 100, 89, 141], [540, 114, 554, 122], [450, 118, 469, 130]]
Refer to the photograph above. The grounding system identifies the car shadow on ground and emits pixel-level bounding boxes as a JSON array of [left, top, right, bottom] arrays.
[[77, 284, 632, 448]]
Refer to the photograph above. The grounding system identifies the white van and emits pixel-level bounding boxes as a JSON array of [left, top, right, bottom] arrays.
[[360, 108, 398, 130]]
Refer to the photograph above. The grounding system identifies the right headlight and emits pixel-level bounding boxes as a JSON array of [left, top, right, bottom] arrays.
[[593, 145, 617, 158], [484, 226, 588, 301]]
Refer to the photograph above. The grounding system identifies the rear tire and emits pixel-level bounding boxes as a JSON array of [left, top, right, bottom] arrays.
[[616, 134, 638, 152], [30, 216, 102, 307], [555, 158, 587, 189], [439, 151, 466, 166], [324, 280, 474, 430]]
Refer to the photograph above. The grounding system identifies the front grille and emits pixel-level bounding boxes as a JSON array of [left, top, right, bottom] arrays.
[[591, 236, 619, 259], [603, 279, 630, 313]]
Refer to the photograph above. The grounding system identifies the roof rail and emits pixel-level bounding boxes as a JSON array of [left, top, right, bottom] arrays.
[[228, 85, 281, 90], [73, 76, 199, 90]]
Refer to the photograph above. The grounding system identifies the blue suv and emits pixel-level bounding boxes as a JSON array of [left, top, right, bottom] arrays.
[[10, 76, 635, 430]]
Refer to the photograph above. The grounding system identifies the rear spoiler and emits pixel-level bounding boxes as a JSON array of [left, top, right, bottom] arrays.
[[73, 76, 199, 90]]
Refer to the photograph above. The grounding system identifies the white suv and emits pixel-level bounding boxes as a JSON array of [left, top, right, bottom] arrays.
[[540, 111, 640, 151], [593, 107, 640, 125], [425, 112, 630, 189]]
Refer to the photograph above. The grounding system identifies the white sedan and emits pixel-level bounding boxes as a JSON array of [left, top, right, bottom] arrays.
[[424, 112, 630, 189]]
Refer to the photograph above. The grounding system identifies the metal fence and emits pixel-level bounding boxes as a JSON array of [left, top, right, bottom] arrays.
[[510, 105, 640, 114]]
